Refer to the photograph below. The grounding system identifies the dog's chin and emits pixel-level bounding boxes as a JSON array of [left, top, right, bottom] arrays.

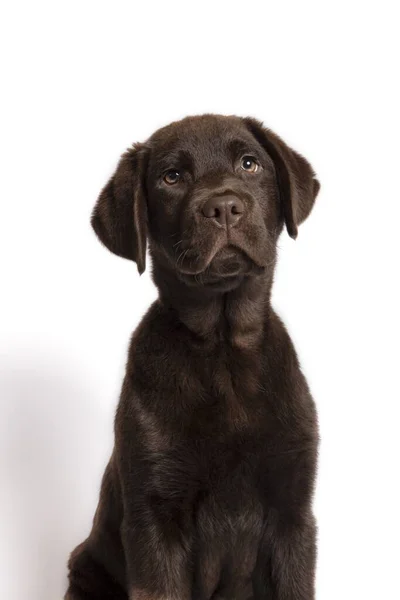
[[177, 247, 265, 291]]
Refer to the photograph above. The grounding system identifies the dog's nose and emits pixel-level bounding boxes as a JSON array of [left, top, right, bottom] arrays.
[[202, 195, 244, 228]]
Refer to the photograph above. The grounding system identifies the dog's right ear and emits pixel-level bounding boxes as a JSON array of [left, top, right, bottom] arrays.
[[91, 143, 149, 275]]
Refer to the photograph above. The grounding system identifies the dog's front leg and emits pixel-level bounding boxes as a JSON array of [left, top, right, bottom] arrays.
[[116, 413, 193, 600], [253, 512, 317, 600], [120, 500, 192, 600]]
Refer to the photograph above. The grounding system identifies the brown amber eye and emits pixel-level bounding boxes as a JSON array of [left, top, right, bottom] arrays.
[[163, 170, 180, 185], [240, 156, 259, 173]]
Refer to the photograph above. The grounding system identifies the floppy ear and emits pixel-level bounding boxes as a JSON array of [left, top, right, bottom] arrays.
[[91, 143, 148, 274], [243, 117, 320, 239]]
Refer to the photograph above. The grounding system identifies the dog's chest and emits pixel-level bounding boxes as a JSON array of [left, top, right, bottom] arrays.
[[195, 345, 268, 434], [208, 358, 258, 432]]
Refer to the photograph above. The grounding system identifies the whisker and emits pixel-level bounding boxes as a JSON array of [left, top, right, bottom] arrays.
[[176, 249, 186, 266], [180, 249, 189, 267]]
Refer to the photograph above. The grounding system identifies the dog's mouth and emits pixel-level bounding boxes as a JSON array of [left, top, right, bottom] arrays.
[[161, 218, 271, 290], [175, 244, 265, 289], [207, 246, 251, 277]]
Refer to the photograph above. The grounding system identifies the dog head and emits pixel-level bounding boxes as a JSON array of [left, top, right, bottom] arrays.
[[92, 115, 319, 292]]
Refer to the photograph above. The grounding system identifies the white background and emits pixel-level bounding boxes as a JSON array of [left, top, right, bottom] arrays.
[[1, 2, 399, 599]]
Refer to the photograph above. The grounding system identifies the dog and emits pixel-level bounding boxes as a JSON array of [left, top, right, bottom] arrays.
[[65, 114, 320, 600]]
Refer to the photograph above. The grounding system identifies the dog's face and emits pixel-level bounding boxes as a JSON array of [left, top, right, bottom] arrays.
[[146, 117, 277, 291], [92, 115, 320, 292]]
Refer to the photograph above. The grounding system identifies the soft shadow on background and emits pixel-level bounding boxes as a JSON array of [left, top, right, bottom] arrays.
[[0, 352, 114, 600]]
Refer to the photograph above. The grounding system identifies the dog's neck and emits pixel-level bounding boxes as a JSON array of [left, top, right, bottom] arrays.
[[152, 265, 273, 348]]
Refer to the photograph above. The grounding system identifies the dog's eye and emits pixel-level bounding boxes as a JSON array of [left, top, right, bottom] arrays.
[[240, 156, 259, 173], [163, 170, 181, 185]]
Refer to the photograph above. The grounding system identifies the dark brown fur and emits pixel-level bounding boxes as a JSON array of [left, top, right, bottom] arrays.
[[65, 114, 320, 600]]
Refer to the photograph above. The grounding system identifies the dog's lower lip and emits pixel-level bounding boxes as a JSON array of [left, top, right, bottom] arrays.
[[176, 244, 267, 276], [177, 249, 220, 275], [208, 273, 241, 282], [179, 265, 207, 276], [221, 251, 237, 260]]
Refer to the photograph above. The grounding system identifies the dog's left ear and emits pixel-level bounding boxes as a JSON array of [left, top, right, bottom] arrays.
[[91, 143, 148, 274], [243, 117, 320, 239]]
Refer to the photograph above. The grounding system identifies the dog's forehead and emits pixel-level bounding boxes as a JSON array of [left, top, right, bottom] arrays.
[[148, 115, 257, 167]]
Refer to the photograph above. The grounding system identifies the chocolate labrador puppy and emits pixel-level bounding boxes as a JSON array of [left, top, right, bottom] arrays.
[[65, 114, 320, 600]]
